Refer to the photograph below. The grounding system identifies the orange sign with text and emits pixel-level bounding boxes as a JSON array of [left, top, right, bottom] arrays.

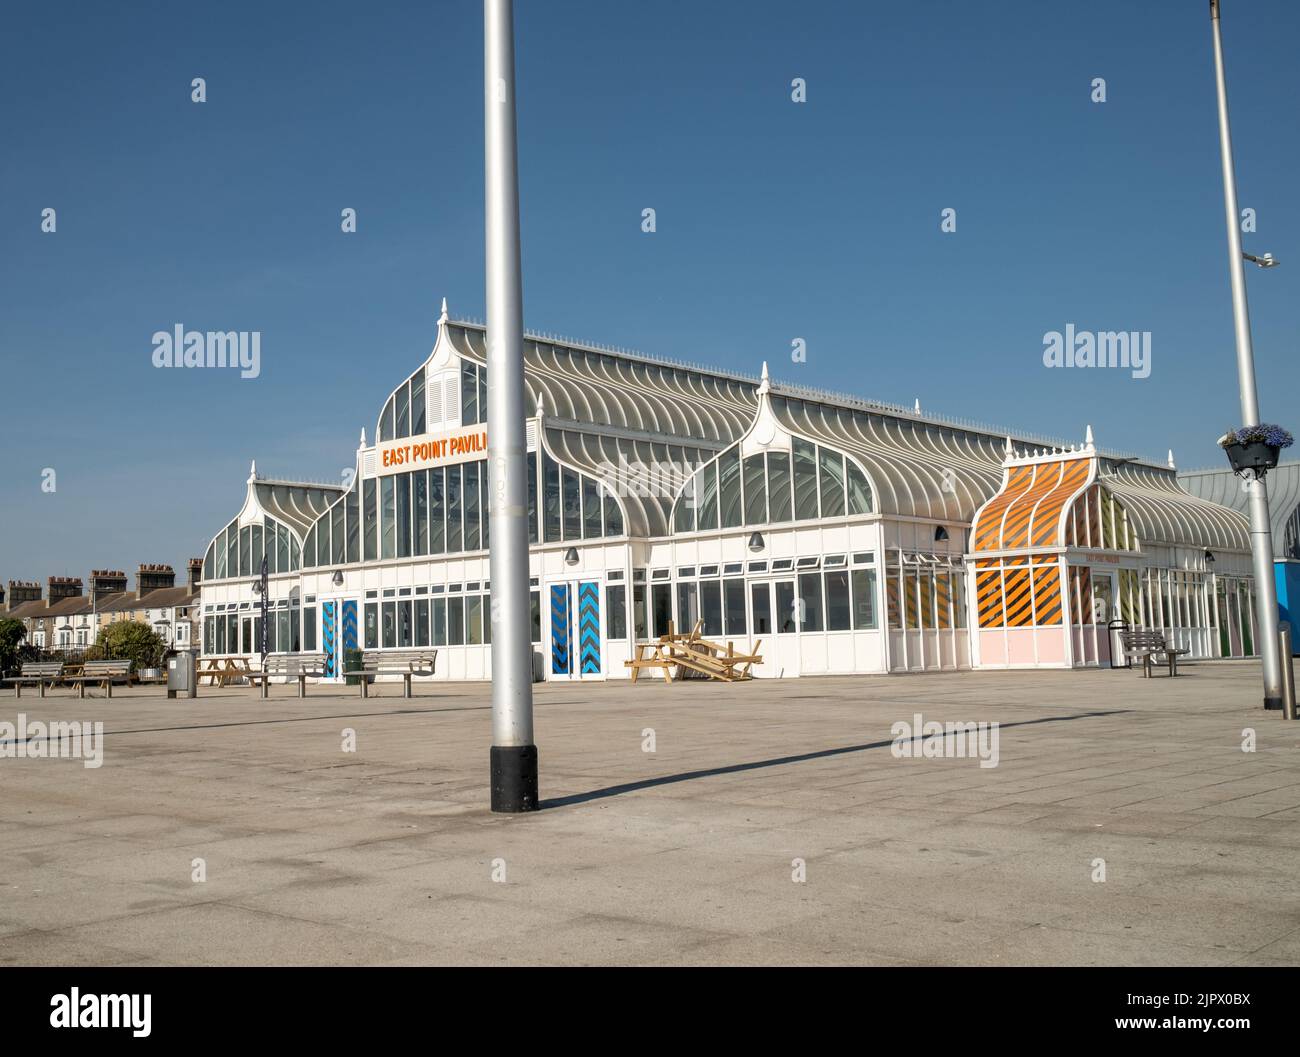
[[375, 424, 488, 473]]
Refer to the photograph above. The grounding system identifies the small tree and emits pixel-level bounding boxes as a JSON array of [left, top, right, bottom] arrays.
[[0, 618, 39, 678], [95, 621, 166, 673]]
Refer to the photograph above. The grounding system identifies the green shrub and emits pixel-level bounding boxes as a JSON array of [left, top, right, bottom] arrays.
[[95, 621, 166, 673]]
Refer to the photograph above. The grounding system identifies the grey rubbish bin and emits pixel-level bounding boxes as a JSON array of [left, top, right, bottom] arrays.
[[167, 651, 197, 699]]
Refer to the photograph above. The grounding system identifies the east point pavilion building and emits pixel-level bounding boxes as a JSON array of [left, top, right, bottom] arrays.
[[198, 303, 1260, 683]]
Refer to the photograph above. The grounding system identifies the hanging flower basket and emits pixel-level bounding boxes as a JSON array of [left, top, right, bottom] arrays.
[[1219, 424, 1293, 474]]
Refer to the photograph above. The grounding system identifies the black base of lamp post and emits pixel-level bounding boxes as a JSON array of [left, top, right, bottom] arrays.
[[490, 744, 539, 812], [1264, 696, 1283, 711]]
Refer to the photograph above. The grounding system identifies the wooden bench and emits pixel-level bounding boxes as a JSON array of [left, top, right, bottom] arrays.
[[247, 653, 327, 698], [67, 660, 132, 698], [625, 621, 763, 684], [6, 661, 65, 698], [1120, 629, 1190, 677], [198, 657, 253, 688], [358, 651, 437, 698]]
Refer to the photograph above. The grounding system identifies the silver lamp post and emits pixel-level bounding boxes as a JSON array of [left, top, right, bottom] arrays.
[[1209, 0, 1284, 709], [485, 0, 539, 809]]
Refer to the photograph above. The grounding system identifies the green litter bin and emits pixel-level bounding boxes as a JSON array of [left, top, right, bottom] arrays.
[[344, 648, 363, 686]]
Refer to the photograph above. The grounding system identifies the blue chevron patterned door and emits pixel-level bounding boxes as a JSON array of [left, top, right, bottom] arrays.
[[550, 584, 571, 675], [578, 581, 601, 675], [322, 601, 337, 678], [342, 600, 358, 657]]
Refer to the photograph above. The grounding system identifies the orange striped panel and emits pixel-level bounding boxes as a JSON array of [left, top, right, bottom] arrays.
[[973, 465, 1035, 551], [935, 573, 952, 629], [1003, 564, 1034, 627], [886, 573, 901, 630], [904, 572, 919, 629], [1028, 459, 1091, 547], [976, 561, 1002, 628], [1069, 567, 1094, 625], [1032, 561, 1063, 626], [1000, 464, 1061, 549]]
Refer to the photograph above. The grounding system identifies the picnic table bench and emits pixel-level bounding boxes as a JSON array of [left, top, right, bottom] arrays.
[[197, 657, 253, 688], [625, 621, 763, 684], [358, 650, 438, 698], [247, 653, 327, 698], [6, 661, 65, 698], [1120, 629, 1190, 677], [67, 661, 132, 698]]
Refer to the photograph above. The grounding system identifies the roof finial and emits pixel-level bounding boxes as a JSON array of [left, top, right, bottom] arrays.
[[1004, 435, 1014, 456], [758, 360, 771, 396], [360, 426, 367, 447], [536, 391, 545, 418], [914, 398, 922, 415], [439, 297, 449, 324], [1167, 448, 1176, 469], [1084, 424, 1095, 450], [248, 459, 257, 483]]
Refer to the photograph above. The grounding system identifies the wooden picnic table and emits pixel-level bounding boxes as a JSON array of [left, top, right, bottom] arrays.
[[625, 621, 762, 684], [197, 657, 254, 688]]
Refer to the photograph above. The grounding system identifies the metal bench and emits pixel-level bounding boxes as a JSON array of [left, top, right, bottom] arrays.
[[247, 653, 327, 698], [358, 650, 437, 698], [66, 660, 132, 698], [6, 661, 65, 698], [1120, 629, 1190, 677]]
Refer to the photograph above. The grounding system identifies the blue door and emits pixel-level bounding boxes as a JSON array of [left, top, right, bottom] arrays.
[[322, 601, 338, 677], [549, 580, 601, 679]]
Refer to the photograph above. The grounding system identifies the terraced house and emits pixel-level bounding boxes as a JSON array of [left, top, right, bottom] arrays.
[[197, 302, 1264, 683]]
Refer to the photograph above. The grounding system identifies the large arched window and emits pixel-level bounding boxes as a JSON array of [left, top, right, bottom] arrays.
[[202, 515, 301, 581], [672, 441, 872, 533]]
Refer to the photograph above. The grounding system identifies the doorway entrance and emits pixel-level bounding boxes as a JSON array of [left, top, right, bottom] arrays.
[[548, 579, 603, 680]]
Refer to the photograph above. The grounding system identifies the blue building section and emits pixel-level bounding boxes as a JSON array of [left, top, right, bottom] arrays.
[[1276, 562, 1300, 654]]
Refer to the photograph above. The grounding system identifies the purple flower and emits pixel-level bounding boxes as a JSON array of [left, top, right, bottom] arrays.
[[1221, 424, 1294, 449]]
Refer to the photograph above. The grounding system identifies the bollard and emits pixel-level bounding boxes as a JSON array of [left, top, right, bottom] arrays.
[[1281, 624, 1296, 721]]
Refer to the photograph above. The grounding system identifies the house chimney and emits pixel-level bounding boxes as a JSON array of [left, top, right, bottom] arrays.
[[89, 569, 128, 605], [0, 583, 6, 613], [7, 580, 41, 611], [187, 558, 203, 596], [47, 576, 83, 606], [136, 563, 175, 599]]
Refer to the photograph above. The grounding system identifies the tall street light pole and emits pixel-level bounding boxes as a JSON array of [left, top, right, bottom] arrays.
[[1209, 0, 1284, 709], [485, 0, 539, 807]]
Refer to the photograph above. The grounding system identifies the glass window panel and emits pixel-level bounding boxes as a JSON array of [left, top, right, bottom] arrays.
[[429, 467, 446, 554], [530, 590, 541, 643], [483, 593, 492, 644], [331, 501, 345, 565], [543, 454, 562, 542], [607, 584, 627, 639], [676, 582, 699, 635], [633, 584, 648, 639], [846, 461, 873, 515], [448, 597, 465, 646], [461, 361, 478, 425], [527, 451, 538, 544], [215, 527, 228, 578], [851, 569, 878, 629], [415, 600, 430, 646], [674, 472, 697, 533], [603, 488, 623, 537], [767, 451, 793, 522], [718, 448, 743, 529], [724, 578, 747, 636], [410, 370, 425, 435], [253, 523, 267, 575], [414, 470, 428, 555], [477, 368, 487, 425], [304, 607, 317, 651], [277, 610, 291, 653], [447, 464, 463, 552], [562, 468, 581, 541], [382, 602, 396, 647], [466, 596, 483, 645], [698, 580, 722, 636], [381, 477, 396, 559], [697, 464, 719, 532], [582, 475, 602, 539], [396, 474, 412, 558], [380, 396, 395, 442], [364, 603, 378, 649], [396, 380, 410, 438], [398, 601, 412, 647], [225, 523, 237, 578], [775, 581, 797, 633], [652, 583, 673, 637], [239, 526, 251, 578], [276, 522, 290, 573], [432, 598, 447, 646], [743, 454, 767, 525], [463, 462, 480, 550], [345, 487, 359, 563], [798, 572, 824, 632], [751, 582, 772, 635], [363, 479, 378, 561], [793, 438, 819, 520], [825, 570, 851, 630], [818, 447, 847, 518]]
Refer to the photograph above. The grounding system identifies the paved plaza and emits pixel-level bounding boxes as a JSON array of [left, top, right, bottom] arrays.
[[1, 661, 1298, 966]]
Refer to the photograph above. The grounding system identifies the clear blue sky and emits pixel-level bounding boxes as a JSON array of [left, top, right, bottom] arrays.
[[1, 0, 1297, 585]]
